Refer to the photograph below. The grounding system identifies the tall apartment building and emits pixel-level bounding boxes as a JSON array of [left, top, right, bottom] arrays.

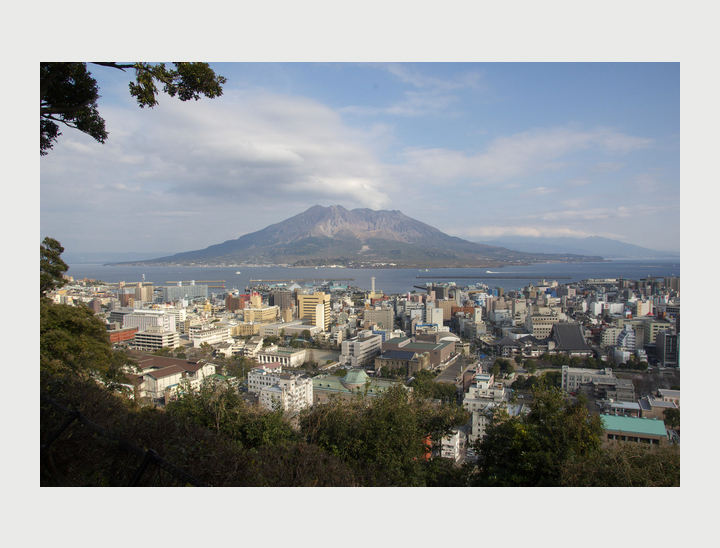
[[161, 282, 208, 302], [656, 329, 678, 367], [642, 318, 673, 346], [616, 324, 636, 350], [363, 306, 394, 330], [134, 282, 154, 303], [269, 289, 293, 311], [297, 292, 331, 331]]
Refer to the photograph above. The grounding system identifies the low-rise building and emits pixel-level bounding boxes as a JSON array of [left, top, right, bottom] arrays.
[[135, 356, 217, 400], [339, 332, 383, 368], [134, 326, 180, 351], [600, 414, 669, 446], [374, 350, 431, 376], [638, 395, 679, 420], [256, 347, 307, 368], [312, 369, 406, 405], [188, 323, 232, 347]]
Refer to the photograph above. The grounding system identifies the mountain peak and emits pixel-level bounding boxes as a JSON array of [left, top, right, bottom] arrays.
[[125, 205, 605, 267]]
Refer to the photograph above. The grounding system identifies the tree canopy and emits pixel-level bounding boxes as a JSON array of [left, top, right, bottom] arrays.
[[40, 237, 69, 298], [473, 387, 604, 486], [40, 62, 226, 155]]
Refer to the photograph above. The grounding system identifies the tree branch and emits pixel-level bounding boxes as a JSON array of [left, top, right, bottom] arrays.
[[41, 97, 95, 116], [90, 62, 135, 71]]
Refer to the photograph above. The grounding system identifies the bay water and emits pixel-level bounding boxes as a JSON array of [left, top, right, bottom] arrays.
[[67, 259, 680, 296]]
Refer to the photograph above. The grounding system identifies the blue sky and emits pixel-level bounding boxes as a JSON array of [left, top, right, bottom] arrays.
[[40, 62, 680, 254]]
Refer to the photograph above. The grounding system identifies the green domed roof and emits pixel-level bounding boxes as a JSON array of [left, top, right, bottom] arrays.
[[341, 369, 370, 389]]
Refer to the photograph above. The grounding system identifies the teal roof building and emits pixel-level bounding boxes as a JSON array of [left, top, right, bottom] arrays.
[[600, 414, 669, 445], [312, 369, 407, 404]]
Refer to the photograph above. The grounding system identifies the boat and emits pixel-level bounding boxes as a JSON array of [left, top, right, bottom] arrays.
[[236, 271, 241, 274]]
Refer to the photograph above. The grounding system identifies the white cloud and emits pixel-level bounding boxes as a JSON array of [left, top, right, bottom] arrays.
[[393, 126, 654, 185]]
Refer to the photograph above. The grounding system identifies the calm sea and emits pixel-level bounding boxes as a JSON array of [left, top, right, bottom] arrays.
[[66, 259, 680, 296]]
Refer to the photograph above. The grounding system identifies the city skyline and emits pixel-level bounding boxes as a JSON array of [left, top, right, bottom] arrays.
[[40, 62, 680, 255]]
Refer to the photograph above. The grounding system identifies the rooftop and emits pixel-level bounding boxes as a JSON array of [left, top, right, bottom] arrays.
[[601, 415, 668, 437]]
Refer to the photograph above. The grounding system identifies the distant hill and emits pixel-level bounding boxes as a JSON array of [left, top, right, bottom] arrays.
[[473, 236, 679, 259], [63, 251, 182, 264], [111, 205, 606, 268]]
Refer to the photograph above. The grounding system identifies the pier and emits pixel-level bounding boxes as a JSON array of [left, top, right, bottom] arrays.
[[415, 276, 572, 280], [247, 278, 355, 283], [165, 280, 226, 288]]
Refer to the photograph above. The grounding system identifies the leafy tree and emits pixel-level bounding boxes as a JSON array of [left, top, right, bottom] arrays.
[[473, 387, 603, 486], [152, 347, 173, 357], [559, 443, 680, 487], [299, 385, 467, 486], [166, 380, 296, 448], [41, 62, 226, 155], [524, 359, 537, 375], [663, 408, 680, 430], [40, 298, 134, 388], [540, 369, 562, 388], [41, 237, 69, 298]]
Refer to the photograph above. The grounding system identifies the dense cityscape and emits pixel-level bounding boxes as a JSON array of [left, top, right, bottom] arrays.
[[42, 250, 680, 487]]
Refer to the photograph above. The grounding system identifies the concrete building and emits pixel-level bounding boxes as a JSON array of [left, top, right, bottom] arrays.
[[374, 349, 431, 376], [381, 336, 456, 369], [601, 415, 669, 446], [243, 306, 279, 324], [138, 358, 217, 400], [269, 289, 293, 311], [111, 308, 177, 333], [160, 282, 208, 302], [637, 395, 679, 420], [258, 372, 313, 413], [259, 320, 322, 339], [363, 307, 394, 331], [256, 347, 307, 368], [247, 362, 285, 393], [561, 365, 635, 401], [525, 312, 560, 339], [657, 389, 680, 407], [297, 292, 331, 331], [440, 430, 460, 461], [340, 332, 383, 368], [134, 326, 180, 351], [656, 329, 678, 367], [312, 369, 405, 405], [188, 323, 232, 347], [463, 371, 507, 413], [642, 317, 674, 346]]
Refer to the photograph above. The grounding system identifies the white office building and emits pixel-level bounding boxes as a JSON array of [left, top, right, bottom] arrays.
[[259, 373, 314, 412], [339, 331, 383, 368]]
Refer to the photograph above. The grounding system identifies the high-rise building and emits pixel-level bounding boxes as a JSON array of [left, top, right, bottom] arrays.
[[297, 292, 331, 331], [269, 289, 293, 311]]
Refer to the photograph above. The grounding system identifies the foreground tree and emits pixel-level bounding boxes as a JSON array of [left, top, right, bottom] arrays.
[[559, 442, 680, 487], [473, 387, 603, 486], [41, 62, 226, 155], [300, 386, 468, 486], [40, 237, 69, 298]]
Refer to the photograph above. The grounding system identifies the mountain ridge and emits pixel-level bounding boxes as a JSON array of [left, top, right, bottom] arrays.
[[472, 235, 679, 259], [110, 205, 607, 268]]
